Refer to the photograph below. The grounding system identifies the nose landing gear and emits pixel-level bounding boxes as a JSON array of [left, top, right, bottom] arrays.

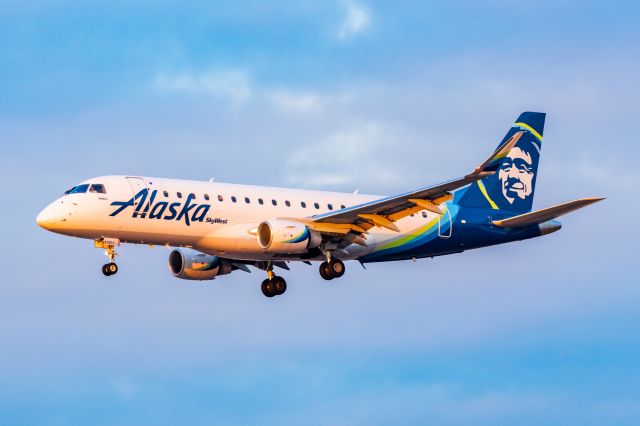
[[102, 262, 118, 276], [95, 238, 120, 276]]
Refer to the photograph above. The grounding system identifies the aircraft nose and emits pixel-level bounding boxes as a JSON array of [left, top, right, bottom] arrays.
[[36, 203, 61, 230], [36, 207, 53, 230]]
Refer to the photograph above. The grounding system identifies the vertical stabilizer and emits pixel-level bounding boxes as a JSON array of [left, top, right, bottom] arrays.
[[458, 112, 545, 213]]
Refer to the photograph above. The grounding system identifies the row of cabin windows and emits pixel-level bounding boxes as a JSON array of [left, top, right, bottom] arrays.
[[65, 185, 430, 219], [64, 184, 430, 219], [164, 190, 347, 210], [161, 191, 430, 218]]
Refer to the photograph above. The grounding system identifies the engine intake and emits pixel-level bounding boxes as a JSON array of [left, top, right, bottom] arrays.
[[168, 248, 232, 280], [257, 220, 321, 254]]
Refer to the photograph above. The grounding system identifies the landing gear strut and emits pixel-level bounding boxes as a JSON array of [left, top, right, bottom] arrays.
[[260, 265, 287, 297], [95, 238, 120, 276]]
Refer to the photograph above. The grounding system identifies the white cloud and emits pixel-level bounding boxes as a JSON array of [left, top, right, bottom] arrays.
[[154, 69, 252, 106], [268, 90, 325, 113], [153, 70, 349, 114], [285, 121, 401, 189], [337, 0, 371, 39]]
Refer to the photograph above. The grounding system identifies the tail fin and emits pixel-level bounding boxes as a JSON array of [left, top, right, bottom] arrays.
[[458, 112, 545, 213]]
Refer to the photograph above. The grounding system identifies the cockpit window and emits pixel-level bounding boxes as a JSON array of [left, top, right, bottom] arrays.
[[89, 184, 106, 194], [65, 184, 89, 194]]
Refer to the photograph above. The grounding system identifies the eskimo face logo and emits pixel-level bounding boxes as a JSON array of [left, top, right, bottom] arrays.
[[498, 146, 535, 204], [109, 189, 211, 226]]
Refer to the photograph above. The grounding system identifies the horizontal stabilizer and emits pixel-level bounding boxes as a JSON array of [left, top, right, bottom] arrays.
[[492, 198, 604, 228]]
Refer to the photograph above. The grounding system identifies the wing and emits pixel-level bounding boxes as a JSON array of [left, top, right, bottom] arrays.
[[295, 131, 524, 241]]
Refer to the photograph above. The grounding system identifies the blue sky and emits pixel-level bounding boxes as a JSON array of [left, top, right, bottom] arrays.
[[1, 0, 639, 424]]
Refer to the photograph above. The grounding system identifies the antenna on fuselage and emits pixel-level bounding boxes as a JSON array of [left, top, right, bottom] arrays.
[[209, 177, 215, 182]]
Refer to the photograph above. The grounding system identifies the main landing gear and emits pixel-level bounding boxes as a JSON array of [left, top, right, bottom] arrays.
[[319, 257, 345, 281], [261, 268, 287, 298], [95, 238, 120, 277]]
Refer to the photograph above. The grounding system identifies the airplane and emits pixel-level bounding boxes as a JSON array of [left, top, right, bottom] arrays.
[[36, 112, 602, 298]]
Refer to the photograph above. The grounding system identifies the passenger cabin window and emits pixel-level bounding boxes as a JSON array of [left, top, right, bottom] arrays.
[[285, 200, 291, 207], [163, 191, 169, 197], [314, 202, 320, 209], [66, 184, 90, 194], [341, 205, 346, 209], [177, 192, 183, 199], [218, 195, 223, 202], [204, 194, 210, 201], [327, 203, 333, 210], [89, 184, 106, 194], [245, 197, 251, 204], [422, 211, 427, 218], [272, 199, 277, 206], [301, 201, 307, 208], [231, 196, 237, 203], [258, 198, 264, 205], [190, 193, 196, 199]]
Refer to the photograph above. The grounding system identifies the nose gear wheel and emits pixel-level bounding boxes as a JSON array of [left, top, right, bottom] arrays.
[[102, 262, 118, 276], [95, 239, 120, 277]]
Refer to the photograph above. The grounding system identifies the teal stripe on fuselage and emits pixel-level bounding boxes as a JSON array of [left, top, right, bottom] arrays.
[[364, 204, 459, 260]]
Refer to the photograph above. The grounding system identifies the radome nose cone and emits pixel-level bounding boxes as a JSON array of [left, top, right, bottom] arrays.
[[36, 208, 54, 230]]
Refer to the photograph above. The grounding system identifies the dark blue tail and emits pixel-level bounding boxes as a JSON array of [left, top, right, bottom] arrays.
[[458, 112, 545, 213]]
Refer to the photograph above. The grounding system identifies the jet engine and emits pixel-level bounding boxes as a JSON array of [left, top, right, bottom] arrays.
[[168, 248, 232, 280], [257, 220, 322, 254]]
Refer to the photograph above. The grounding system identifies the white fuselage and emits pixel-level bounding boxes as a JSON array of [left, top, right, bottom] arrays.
[[37, 175, 445, 261]]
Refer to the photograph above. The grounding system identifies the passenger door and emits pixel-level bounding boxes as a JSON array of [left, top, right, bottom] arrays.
[[125, 177, 147, 206]]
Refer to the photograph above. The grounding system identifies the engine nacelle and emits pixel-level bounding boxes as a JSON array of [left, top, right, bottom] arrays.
[[257, 220, 322, 254], [168, 248, 232, 280]]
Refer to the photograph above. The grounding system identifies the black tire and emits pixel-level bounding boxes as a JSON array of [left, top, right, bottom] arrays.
[[272, 276, 287, 295], [102, 264, 111, 276], [319, 262, 334, 280], [329, 259, 345, 278], [107, 262, 118, 275], [261, 279, 276, 297]]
